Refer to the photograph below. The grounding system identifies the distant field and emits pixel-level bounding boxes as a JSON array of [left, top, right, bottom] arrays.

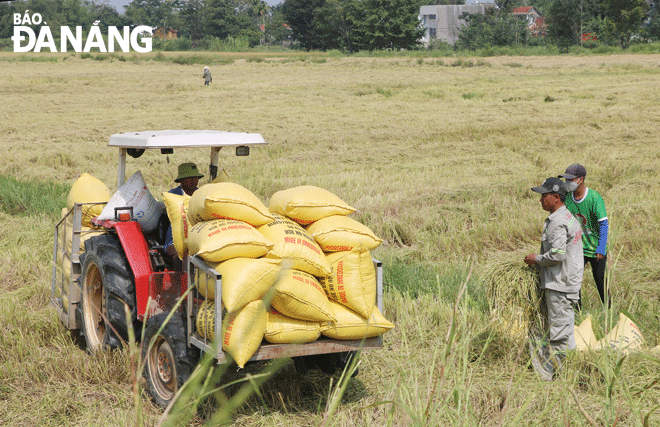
[[1, 52, 659, 426]]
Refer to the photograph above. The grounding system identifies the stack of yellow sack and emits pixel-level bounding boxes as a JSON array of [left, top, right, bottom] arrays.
[[184, 183, 395, 368], [184, 182, 278, 368], [257, 212, 336, 342], [270, 186, 394, 341]]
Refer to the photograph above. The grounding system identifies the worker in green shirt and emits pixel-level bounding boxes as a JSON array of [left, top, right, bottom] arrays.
[[559, 164, 610, 308]]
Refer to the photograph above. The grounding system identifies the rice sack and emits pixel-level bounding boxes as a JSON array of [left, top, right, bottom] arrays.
[[187, 219, 274, 263], [306, 215, 382, 252], [188, 182, 274, 227], [271, 269, 336, 322], [258, 214, 330, 277], [264, 309, 321, 344], [319, 247, 377, 318], [162, 192, 191, 259], [321, 301, 394, 340], [197, 257, 281, 313], [269, 186, 355, 225], [67, 173, 111, 227]]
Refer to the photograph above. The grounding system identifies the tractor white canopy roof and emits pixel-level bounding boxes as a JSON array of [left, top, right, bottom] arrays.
[[110, 130, 267, 187], [109, 130, 266, 149]]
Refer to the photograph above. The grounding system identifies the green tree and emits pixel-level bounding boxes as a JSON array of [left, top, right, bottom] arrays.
[[0, 2, 15, 39], [546, 0, 581, 50], [357, 0, 424, 50], [124, 0, 176, 28], [314, 0, 364, 52], [178, 0, 206, 40], [282, 0, 327, 50], [642, 6, 660, 41], [61, 0, 94, 29], [602, 0, 648, 46], [204, 0, 260, 45], [457, 9, 529, 49], [264, 4, 292, 45], [90, 3, 129, 31]]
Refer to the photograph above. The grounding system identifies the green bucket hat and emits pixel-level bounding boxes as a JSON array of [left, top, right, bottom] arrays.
[[175, 162, 204, 182]]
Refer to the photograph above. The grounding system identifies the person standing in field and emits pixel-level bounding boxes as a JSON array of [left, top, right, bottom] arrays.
[[203, 66, 212, 86], [559, 163, 610, 308], [525, 177, 583, 381]]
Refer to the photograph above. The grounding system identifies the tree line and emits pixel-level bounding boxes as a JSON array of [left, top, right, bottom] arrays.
[[456, 0, 658, 50], [0, 0, 423, 50], [1, 0, 659, 51]]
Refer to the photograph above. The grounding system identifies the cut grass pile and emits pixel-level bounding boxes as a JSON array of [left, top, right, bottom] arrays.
[[481, 252, 543, 342]]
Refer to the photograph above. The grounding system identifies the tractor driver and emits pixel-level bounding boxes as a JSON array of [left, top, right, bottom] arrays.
[[163, 162, 203, 265], [170, 162, 203, 197]]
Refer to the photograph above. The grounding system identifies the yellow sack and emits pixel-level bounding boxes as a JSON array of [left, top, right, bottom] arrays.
[[197, 257, 281, 312], [211, 169, 232, 183], [258, 214, 330, 277], [575, 314, 598, 351], [320, 247, 377, 318], [306, 215, 382, 252], [271, 269, 336, 322], [222, 300, 267, 368], [67, 173, 111, 226], [264, 309, 321, 344], [188, 183, 274, 227], [162, 192, 191, 259], [321, 301, 394, 340], [187, 219, 274, 263], [597, 312, 645, 355], [196, 299, 217, 340], [269, 186, 355, 225]]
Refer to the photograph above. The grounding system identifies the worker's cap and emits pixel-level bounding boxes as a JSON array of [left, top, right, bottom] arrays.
[[531, 177, 567, 196], [559, 163, 587, 180], [175, 162, 204, 182]]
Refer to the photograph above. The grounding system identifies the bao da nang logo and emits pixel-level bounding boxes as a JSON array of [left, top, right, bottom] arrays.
[[12, 11, 153, 53]]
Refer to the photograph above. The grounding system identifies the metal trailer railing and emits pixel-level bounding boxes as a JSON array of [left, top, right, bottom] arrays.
[[51, 203, 106, 330], [186, 255, 384, 364]]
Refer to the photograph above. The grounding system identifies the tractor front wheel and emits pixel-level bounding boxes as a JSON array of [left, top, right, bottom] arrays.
[[142, 313, 199, 408]]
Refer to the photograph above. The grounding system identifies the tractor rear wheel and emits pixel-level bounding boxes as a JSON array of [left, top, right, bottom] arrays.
[[142, 313, 199, 408], [80, 234, 137, 352]]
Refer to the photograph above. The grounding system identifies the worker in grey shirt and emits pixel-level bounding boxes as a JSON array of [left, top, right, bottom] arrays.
[[524, 177, 584, 381], [203, 66, 212, 86]]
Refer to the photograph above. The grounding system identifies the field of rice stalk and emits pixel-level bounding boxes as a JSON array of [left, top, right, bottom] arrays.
[[0, 51, 659, 426]]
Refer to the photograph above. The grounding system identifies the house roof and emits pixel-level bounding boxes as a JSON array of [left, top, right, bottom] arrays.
[[512, 6, 533, 13], [511, 6, 542, 16], [531, 17, 545, 29]]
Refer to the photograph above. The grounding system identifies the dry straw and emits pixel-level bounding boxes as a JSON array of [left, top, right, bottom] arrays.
[[480, 252, 543, 341]]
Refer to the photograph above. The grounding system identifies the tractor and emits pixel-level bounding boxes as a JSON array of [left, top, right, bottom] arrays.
[[52, 130, 384, 408]]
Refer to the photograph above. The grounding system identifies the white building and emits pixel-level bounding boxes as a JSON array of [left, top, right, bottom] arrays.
[[420, 2, 497, 46]]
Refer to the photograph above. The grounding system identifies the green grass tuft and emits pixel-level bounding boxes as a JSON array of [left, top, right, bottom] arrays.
[[0, 175, 69, 219]]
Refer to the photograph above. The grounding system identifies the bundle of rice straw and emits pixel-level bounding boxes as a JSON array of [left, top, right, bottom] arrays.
[[481, 253, 543, 341]]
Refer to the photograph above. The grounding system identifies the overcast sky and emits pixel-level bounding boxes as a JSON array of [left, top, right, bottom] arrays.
[[106, 0, 283, 15]]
